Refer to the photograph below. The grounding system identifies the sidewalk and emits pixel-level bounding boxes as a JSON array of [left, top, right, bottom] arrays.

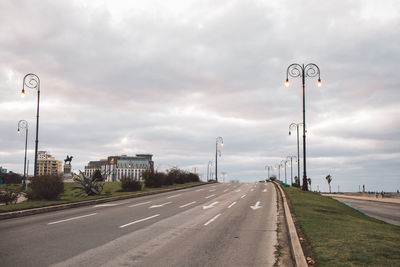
[[323, 194, 400, 204]]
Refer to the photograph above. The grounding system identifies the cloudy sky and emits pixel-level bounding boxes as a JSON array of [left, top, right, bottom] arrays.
[[1, 0, 399, 192]]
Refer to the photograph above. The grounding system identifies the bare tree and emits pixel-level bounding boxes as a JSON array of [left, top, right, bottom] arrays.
[[326, 174, 332, 193]]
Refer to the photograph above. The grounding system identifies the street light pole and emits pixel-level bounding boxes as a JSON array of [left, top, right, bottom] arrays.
[[215, 136, 224, 182], [21, 73, 40, 178], [17, 120, 28, 190], [281, 160, 288, 184], [289, 123, 303, 186], [264, 165, 271, 180], [286, 64, 321, 191], [275, 163, 281, 181], [207, 161, 213, 181], [287, 156, 296, 186]]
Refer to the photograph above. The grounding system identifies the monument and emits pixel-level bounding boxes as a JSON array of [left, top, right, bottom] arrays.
[[63, 155, 73, 178]]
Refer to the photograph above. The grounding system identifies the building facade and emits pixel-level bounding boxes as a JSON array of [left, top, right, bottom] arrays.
[[84, 154, 154, 182], [36, 151, 63, 176]]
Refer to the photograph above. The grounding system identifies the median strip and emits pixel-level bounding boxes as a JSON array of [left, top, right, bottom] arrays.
[[119, 214, 160, 228], [48, 213, 97, 225]]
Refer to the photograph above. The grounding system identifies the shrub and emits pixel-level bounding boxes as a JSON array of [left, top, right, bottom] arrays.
[[28, 175, 64, 200], [0, 187, 21, 205], [92, 170, 104, 182], [120, 177, 142, 191], [0, 172, 23, 184], [143, 170, 166, 188], [73, 171, 104, 196]]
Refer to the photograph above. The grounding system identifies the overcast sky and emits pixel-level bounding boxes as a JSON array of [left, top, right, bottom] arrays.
[[1, 0, 399, 192]]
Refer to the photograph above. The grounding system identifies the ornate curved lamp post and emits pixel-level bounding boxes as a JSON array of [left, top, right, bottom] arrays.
[[215, 137, 224, 182], [21, 73, 40, 178], [207, 161, 213, 181], [289, 122, 304, 186], [265, 165, 271, 180], [286, 64, 321, 191], [17, 120, 29, 190], [286, 156, 296, 186]]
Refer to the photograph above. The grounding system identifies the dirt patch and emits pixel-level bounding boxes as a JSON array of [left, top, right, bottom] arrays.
[[274, 183, 295, 267]]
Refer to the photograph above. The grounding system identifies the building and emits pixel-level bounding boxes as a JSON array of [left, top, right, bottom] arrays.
[[36, 151, 62, 176], [84, 154, 154, 182]]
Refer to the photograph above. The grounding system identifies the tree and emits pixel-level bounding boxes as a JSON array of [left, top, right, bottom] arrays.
[[326, 174, 332, 193], [0, 172, 23, 184]]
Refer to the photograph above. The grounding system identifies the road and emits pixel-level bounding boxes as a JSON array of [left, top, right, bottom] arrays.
[[0, 182, 277, 267], [333, 197, 400, 226]]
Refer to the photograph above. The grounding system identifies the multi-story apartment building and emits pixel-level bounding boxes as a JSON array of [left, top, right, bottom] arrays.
[[84, 154, 154, 182], [36, 151, 62, 176]]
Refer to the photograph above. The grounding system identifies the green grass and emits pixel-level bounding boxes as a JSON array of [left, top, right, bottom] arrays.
[[283, 186, 400, 267], [0, 181, 204, 213]]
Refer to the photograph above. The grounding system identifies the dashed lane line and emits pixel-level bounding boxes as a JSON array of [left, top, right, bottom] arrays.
[[48, 213, 97, 225], [167, 194, 182, 199], [128, 201, 152, 207], [241, 194, 247, 199], [228, 202, 237, 209], [119, 214, 160, 228], [205, 194, 216, 199], [204, 213, 221, 226], [180, 201, 196, 208]]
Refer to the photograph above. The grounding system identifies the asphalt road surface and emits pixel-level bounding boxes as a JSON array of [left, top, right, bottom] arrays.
[[0, 182, 277, 267], [333, 197, 400, 226]]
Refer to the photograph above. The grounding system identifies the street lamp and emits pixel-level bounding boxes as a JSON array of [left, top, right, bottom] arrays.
[[287, 156, 296, 186], [289, 122, 304, 186], [281, 159, 288, 184], [207, 161, 213, 181], [264, 165, 271, 180], [21, 73, 40, 178], [17, 120, 28, 190], [274, 163, 281, 181], [286, 63, 321, 191], [215, 136, 224, 182]]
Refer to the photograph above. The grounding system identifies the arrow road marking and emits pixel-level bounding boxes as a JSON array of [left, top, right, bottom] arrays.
[[167, 194, 182, 199], [228, 202, 236, 209], [241, 194, 246, 199], [205, 194, 216, 199], [149, 202, 172, 208], [48, 213, 97, 225], [250, 201, 262, 210], [119, 214, 160, 228], [204, 213, 221, 226], [203, 201, 219, 209], [180, 201, 196, 208]]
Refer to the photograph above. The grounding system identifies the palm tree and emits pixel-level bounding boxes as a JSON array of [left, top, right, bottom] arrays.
[[326, 174, 332, 193]]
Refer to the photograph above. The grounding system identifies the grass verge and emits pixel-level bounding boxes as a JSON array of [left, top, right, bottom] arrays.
[[282, 186, 400, 266], [0, 181, 204, 213]]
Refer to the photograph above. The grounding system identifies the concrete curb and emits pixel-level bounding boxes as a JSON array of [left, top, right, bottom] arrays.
[[274, 182, 308, 267], [0, 183, 208, 221]]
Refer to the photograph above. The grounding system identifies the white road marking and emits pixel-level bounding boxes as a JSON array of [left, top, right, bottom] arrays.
[[209, 189, 216, 192], [203, 201, 219, 209], [119, 214, 160, 228], [263, 189, 268, 192], [180, 201, 196, 208], [149, 202, 172, 208], [235, 189, 241, 192], [251, 189, 254, 192], [167, 194, 182, 199], [205, 194, 216, 199], [128, 201, 152, 207], [195, 188, 204, 192], [228, 202, 236, 208], [250, 201, 262, 210], [48, 213, 97, 225], [204, 213, 221, 226], [223, 189, 229, 192], [94, 202, 128, 208], [241, 194, 247, 199]]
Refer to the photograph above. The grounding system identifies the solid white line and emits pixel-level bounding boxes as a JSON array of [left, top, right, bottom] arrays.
[[228, 202, 237, 208], [241, 194, 247, 199], [167, 194, 182, 199], [48, 213, 97, 225], [204, 213, 221, 226], [205, 194, 216, 199], [119, 214, 160, 228], [180, 201, 196, 208], [209, 189, 216, 192], [128, 201, 152, 207]]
